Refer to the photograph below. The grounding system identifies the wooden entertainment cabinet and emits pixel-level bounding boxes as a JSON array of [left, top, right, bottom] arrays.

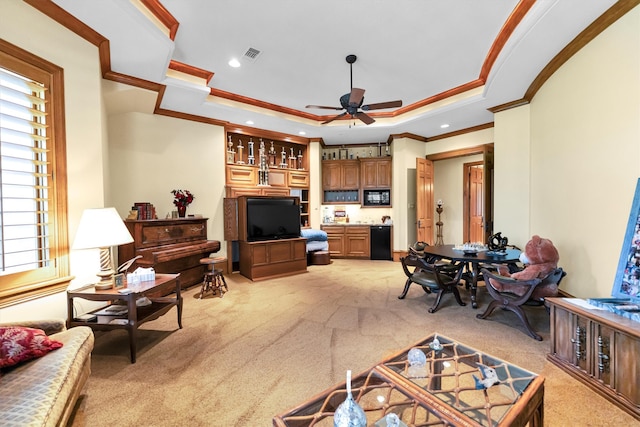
[[546, 298, 640, 418], [236, 195, 307, 281]]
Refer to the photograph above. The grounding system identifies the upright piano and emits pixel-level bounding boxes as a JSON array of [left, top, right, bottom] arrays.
[[118, 218, 220, 289]]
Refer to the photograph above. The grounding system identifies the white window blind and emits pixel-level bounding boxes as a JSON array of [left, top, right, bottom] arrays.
[[0, 67, 52, 275]]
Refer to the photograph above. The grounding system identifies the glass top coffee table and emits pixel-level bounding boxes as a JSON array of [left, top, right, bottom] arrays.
[[273, 334, 543, 427]]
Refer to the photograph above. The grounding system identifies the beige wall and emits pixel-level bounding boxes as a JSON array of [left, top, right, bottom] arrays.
[[0, 1, 107, 321], [524, 6, 640, 297], [107, 112, 226, 252]]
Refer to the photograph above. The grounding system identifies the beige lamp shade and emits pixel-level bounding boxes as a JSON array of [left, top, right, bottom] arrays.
[[72, 207, 133, 250], [72, 207, 133, 289]]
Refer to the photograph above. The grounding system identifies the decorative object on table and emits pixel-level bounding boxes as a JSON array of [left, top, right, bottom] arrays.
[[132, 202, 156, 220], [488, 231, 509, 252], [334, 370, 366, 427], [226, 135, 235, 164], [429, 337, 443, 352], [171, 189, 194, 218], [407, 347, 427, 378], [453, 242, 486, 255], [435, 200, 444, 246], [236, 139, 245, 164], [375, 413, 405, 427], [72, 207, 134, 290], [473, 363, 500, 389], [247, 137, 255, 165]]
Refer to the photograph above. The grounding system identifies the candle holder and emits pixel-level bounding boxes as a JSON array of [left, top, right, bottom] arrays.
[[435, 202, 444, 246]]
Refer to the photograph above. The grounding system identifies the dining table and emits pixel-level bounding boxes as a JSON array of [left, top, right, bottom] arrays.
[[419, 244, 521, 308]]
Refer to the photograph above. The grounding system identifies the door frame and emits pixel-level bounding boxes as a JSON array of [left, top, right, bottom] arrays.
[[426, 143, 494, 243]]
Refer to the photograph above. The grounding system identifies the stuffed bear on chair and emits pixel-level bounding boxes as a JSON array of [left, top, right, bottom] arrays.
[[493, 235, 560, 299]]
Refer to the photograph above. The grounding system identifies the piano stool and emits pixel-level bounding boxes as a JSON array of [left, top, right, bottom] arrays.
[[199, 257, 229, 299]]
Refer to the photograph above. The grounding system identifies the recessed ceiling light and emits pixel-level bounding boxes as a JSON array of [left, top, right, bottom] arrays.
[[298, 131, 306, 135], [440, 123, 450, 129], [228, 58, 241, 68], [245, 120, 254, 125]]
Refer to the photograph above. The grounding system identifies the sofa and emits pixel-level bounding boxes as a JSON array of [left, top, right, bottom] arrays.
[[0, 320, 94, 426]]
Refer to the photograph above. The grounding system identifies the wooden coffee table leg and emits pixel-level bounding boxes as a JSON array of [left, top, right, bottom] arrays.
[[129, 327, 137, 364]]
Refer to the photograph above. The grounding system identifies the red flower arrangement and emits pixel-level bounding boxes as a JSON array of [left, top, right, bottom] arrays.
[[171, 189, 194, 208]]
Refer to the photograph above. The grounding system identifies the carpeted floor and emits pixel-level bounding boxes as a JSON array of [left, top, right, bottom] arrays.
[[69, 259, 635, 426]]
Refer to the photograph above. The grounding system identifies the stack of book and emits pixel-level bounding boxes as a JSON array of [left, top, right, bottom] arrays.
[[132, 202, 156, 220]]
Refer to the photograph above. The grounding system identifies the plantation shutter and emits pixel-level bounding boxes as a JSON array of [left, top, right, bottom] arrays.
[[0, 66, 52, 275]]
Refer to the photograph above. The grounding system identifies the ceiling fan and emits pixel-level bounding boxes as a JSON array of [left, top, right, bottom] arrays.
[[306, 54, 402, 125]]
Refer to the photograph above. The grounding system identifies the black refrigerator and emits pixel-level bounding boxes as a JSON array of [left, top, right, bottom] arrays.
[[370, 225, 392, 260]]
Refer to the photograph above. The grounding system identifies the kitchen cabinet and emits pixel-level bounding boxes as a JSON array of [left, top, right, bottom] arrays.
[[360, 157, 392, 189], [547, 298, 640, 418], [322, 160, 360, 190], [321, 225, 370, 259]]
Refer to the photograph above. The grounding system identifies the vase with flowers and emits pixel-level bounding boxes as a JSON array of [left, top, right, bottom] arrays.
[[171, 189, 194, 217]]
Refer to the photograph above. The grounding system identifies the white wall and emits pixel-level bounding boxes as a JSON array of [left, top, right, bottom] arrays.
[[108, 111, 226, 255], [525, 6, 640, 297], [0, 1, 107, 321]]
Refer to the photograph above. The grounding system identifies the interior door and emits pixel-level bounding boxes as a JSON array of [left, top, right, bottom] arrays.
[[483, 147, 494, 243], [416, 157, 434, 245]]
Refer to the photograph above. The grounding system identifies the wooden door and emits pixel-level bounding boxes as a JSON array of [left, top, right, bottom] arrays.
[[483, 147, 494, 243], [416, 158, 434, 245], [469, 165, 484, 243]]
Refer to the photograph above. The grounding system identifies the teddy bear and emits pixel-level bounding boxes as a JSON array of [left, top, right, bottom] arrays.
[[491, 235, 560, 298]]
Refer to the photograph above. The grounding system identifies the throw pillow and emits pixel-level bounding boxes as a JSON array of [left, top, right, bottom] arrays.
[[0, 326, 63, 369]]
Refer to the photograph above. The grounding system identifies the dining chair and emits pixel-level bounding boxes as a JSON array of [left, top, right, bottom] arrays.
[[399, 252, 466, 313], [478, 267, 566, 340]]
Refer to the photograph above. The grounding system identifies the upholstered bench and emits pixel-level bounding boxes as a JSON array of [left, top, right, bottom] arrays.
[[0, 319, 94, 427]]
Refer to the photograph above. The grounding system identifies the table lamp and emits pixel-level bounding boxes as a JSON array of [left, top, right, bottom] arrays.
[[72, 207, 134, 290]]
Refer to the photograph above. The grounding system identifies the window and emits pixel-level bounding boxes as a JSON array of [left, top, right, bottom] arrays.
[[0, 40, 70, 307]]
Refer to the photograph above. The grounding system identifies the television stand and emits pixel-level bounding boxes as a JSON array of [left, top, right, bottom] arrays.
[[239, 237, 307, 281]]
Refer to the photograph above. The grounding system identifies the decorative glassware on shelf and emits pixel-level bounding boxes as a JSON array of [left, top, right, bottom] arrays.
[[334, 370, 366, 427]]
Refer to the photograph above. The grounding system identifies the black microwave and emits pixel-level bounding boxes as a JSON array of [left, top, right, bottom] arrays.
[[363, 189, 391, 206]]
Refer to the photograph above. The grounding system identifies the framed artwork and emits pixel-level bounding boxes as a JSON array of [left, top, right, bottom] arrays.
[[612, 178, 640, 300]]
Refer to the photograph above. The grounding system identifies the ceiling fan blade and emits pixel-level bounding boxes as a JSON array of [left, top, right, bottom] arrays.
[[355, 112, 375, 125], [361, 100, 403, 111], [306, 104, 343, 110], [322, 111, 348, 125], [348, 88, 365, 107]]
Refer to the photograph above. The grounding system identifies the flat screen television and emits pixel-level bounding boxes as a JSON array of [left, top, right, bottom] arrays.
[[246, 197, 301, 242]]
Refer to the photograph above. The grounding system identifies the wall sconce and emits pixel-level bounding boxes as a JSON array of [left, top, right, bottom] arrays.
[[72, 207, 134, 290]]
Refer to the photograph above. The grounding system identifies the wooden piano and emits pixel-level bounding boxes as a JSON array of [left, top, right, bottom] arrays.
[[118, 218, 220, 289]]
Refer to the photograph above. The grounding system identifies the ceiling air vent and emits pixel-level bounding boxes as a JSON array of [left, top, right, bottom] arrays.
[[243, 47, 261, 62]]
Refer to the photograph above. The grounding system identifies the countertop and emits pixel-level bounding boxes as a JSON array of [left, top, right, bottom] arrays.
[[321, 223, 392, 227]]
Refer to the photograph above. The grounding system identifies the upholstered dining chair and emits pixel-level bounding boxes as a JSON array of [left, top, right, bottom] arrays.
[[399, 252, 466, 313], [478, 267, 566, 340]]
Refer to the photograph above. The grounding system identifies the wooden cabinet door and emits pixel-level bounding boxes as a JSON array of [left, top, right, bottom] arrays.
[[327, 234, 344, 256], [322, 162, 341, 190], [361, 160, 378, 188], [613, 330, 640, 406], [342, 161, 360, 189], [262, 187, 291, 196], [346, 235, 370, 257], [377, 159, 392, 188]]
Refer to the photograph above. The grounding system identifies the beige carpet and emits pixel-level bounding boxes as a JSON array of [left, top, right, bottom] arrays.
[[69, 259, 635, 426]]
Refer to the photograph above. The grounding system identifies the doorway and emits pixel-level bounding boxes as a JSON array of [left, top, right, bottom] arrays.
[[423, 144, 494, 245]]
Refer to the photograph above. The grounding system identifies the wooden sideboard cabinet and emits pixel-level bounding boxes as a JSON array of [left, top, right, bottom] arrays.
[[118, 218, 220, 289], [547, 298, 640, 418]]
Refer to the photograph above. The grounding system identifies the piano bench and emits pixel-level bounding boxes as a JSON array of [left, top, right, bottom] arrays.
[[199, 257, 228, 299]]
